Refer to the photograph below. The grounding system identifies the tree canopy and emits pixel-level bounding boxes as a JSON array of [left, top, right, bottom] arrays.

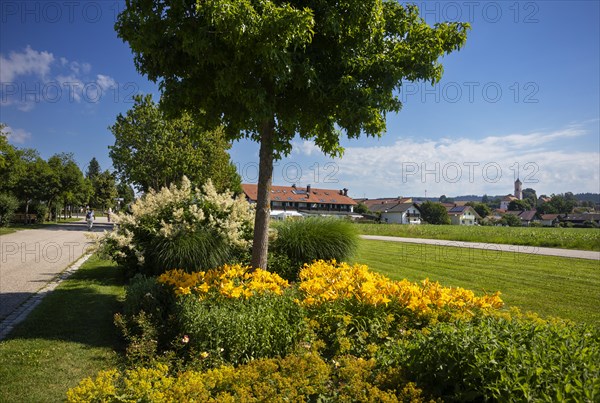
[[86, 157, 101, 180], [116, 0, 470, 268], [419, 201, 451, 225], [109, 95, 241, 193]]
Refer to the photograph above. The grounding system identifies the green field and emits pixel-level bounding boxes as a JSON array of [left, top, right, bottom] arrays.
[[0, 256, 125, 402], [357, 223, 600, 251], [354, 239, 600, 325]]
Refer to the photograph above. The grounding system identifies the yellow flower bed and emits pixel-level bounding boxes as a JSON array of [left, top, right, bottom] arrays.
[[67, 354, 430, 402], [158, 264, 290, 299], [298, 260, 503, 314]]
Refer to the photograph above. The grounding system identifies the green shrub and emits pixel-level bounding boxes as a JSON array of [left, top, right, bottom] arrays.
[[271, 218, 359, 277], [398, 316, 600, 402], [176, 290, 306, 367], [115, 275, 177, 363], [266, 250, 300, 281], [34, 203, 49, 223], [0, 193, 19, 227]]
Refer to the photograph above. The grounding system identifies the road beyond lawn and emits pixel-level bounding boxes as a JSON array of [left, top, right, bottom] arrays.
[[0, 217, 113, 323], [360, 235, 600, 261]]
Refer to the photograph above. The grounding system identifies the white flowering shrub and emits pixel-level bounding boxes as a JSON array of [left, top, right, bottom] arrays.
[[98, 177, 254, 275]]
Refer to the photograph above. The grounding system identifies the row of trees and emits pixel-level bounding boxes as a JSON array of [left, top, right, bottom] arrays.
[[0, 124, 133, 225]]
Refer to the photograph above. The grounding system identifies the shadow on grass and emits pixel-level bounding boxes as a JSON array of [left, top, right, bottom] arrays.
[[6, 263, 126, 350]]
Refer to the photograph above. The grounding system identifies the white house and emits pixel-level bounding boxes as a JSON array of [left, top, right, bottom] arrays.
[[370, 202, 422, 224], [447, 205, 481, 226]]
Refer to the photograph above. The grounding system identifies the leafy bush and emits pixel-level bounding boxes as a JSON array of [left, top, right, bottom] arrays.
[[399, 316, 600, 402], [96, 177, 254, 276], [176, 291, 306, 367], [0, 193, 19, 226], [114, 275, 177, 363], [271, 218, 359, 278], [67, 353, 432, 402], [34, 203, 49, 223]]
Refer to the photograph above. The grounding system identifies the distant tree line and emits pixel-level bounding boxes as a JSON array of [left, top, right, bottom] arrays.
[[0, 123, 133, 225]]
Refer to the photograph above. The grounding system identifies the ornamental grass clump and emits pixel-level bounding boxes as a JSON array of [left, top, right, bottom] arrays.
[[271, 217, 359, 279], [96, 177, 254, 276]]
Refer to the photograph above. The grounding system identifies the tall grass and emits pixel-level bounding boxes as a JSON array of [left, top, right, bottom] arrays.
[[272, 218, 359, 266]]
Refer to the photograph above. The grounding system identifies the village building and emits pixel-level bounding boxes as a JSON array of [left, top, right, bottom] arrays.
[[241, 184, 358, 219], [537, 213, 560, 227], [446, 205, 481, 226], [499, 179, 523, 210], [368, 202, 422, 224]]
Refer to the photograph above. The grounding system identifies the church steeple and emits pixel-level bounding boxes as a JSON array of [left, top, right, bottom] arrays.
[[514, 178, 523, 200]]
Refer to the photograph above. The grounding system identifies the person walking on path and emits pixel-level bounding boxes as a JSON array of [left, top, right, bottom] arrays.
[[86, 209, 95, 231]]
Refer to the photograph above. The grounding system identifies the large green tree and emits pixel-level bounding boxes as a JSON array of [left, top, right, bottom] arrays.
[[86, 157, 101, 180], [116, 0, 469, 268], [419, 201, 451, 225], [90, 170, 118, 211], [109, 95, 241, 193], [47, 153, 86, 219], [508, 199, 532, 212], [117, 181, 136, 208]]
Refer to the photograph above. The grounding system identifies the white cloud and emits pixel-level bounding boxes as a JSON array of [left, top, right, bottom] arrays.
[[4, 126, 32, 144], [0, 46, 54, 83], [331, 126, 599, 198], [292, 139, 321, 156], [96, 74, 117, 91], [1, 46, 116, 110]]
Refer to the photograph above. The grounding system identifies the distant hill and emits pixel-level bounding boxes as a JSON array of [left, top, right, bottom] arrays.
[[574, 193, 600, 203], [374, 193, 599, 204]]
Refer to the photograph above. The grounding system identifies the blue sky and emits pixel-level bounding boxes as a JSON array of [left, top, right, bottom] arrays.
[[1, 1, 599, 199]]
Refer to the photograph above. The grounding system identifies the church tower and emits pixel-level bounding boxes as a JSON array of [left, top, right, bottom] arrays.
[[514, 178, 523, 200]]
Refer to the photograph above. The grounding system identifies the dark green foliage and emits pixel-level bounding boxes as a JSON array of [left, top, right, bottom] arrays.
[[33, 203, 49, 223], [0, 193, 19, 226], [418, 201, 451, 225], [500, 213, 522, 227], [397, 316, 600, 402], [147, 228, 233, 274], [266, 251, 299, 282], [176, 291, 306, 367], [272, 218, 359, 272], [117, 275, 177, 362]]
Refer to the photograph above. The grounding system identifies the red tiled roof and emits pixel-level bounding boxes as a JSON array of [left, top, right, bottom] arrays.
[[360, 197, 412, 208], [241, 184, 357, 206]]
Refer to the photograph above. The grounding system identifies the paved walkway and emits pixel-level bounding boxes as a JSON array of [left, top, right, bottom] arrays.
[[360, 235, 600, 260], [0, 217, 114, 330]]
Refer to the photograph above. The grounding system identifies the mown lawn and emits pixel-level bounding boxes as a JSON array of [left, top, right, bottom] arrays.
[[0, 218, 84, 236], [354, 239, 600, 325], [0, 255, 125, 402], [356, 223, 600, 251]]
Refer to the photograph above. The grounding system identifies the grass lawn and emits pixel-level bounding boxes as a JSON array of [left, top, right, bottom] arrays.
[[0, 218, 84, 236], [356, 223, 600, 251], [0, 255, 125, 402], [354, 239, 600, 325]]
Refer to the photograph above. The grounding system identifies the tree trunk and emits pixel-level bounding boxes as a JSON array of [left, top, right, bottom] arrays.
[[251, 118, 275, 270]]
